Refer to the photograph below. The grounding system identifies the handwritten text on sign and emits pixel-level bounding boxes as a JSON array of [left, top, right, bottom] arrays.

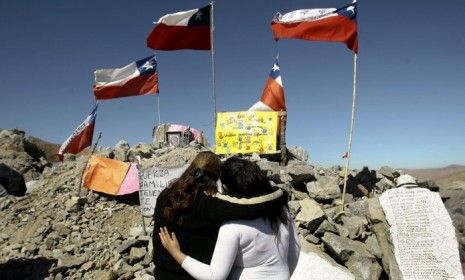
[[138, 165, 187, 217], [215, 111, 278, 155]]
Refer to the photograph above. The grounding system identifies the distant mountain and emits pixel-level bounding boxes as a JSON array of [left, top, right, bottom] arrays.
[[1, 128, 61, 163], [25, 135, 61, 163], [402, 164, 465, 184]]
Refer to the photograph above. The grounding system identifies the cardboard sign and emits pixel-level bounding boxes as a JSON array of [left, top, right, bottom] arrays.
[[215, 111, 278, 155], [138, 165, 187, 217]]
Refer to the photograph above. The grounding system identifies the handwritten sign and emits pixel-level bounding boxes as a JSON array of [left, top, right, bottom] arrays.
[[215, 111, 278, 155], [138, 165, 187, 217]]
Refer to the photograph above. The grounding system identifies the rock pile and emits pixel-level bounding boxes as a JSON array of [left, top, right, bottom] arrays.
[[0, 129, 464, 279], [0, 129, 51, 181]]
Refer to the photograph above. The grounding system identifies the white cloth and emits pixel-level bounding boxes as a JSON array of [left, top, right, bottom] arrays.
[[182, 209, 300, 280]]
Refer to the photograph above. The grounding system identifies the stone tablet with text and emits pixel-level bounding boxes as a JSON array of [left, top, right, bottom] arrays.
[[380, 187, 464, 279]]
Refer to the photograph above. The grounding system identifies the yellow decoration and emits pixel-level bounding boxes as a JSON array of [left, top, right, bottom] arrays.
[[215, 111, 278, 155]]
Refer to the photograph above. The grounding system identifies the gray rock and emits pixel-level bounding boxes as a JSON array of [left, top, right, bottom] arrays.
[[117, 239, 140, 254], [286, 164, 315, 186], [65, 196, 86, 212], [306, 176, 341, 202], [94, 270, 117, 280], [346, 199, 370, 218], [367, 198, 402, 279], [291, 189, 310, 201], [341, 215, 368, 240], [113, 140, 130, 162], [292, 238, 353, 280], [295, 198, 325, 232], [314, 219, 339, 236], [288, 200, 301, 217], [322, 232, 382, 280], [57, 254, 88, 268], [128, 142, 155, 161], [288, 146, 309, 162], [365, 234, 382, 259], [375, 177, 395, 192], [113, 259, 133, 276], [304, 234, 320, 244], [129, 247, 147, 264], [256, 160, 282, 175], [378, 166, 396, 179]]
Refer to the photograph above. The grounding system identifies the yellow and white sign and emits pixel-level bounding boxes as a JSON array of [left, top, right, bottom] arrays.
[[215, 111, 278, 155]]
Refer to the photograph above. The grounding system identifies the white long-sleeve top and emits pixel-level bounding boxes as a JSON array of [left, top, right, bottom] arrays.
[[181, 209, 300, 280]]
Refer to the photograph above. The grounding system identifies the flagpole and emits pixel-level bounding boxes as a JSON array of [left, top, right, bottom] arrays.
[[210, 1, 217, 126], [157, 94, 161, 125], [340, 53, 358, 213]]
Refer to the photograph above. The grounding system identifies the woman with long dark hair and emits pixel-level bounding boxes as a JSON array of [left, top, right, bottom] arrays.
[[153, 152, 288, 279], [159, 157, 300, 280]]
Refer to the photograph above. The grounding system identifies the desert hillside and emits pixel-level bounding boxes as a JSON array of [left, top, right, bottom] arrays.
[[403, 164, 465, 183]]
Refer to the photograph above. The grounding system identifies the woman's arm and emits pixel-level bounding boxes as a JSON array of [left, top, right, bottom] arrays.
[[182, 188, 287, 229], [159, 225, 239, 280]]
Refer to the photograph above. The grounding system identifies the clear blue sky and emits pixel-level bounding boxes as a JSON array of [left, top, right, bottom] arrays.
[[1, 0, 464, 169]]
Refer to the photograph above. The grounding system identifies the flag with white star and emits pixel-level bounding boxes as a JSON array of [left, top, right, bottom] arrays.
[[271, 1, 358, 53], [249, 57, 286, 112], [147, 5, 211, 51], [57, 105, 97, 161], [93, 55, 159, 100]]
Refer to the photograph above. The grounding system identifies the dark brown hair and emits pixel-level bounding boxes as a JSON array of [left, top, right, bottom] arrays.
[[220, 157, 288, 229], [161, 151, 220, 224]]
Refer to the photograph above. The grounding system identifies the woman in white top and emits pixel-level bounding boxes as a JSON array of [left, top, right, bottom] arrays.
[[159, 157, 300, 280]]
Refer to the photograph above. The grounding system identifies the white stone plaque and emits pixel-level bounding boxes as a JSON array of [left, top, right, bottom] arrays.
[[380, 187, 464, 279], [138, 165, 187, 217]]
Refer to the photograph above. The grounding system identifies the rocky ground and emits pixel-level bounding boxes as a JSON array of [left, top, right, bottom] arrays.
[[0, 129, 464, 279]]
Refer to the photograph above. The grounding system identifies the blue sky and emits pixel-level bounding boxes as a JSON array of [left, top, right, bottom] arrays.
[[1, 0, 464, 169]]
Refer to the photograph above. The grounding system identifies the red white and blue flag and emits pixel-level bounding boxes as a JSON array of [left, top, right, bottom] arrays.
[[57, 105, 97, 161], [147, 5, 211, 51], [249, 58, 286, 112], [271, 1, 358, 53], [93, 56, 159, 100]]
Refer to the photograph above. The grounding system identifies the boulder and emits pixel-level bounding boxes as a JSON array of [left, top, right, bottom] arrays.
[[306, 176, 341, 202], [295, 198, 325, 232], [322, 232, 382, 280]]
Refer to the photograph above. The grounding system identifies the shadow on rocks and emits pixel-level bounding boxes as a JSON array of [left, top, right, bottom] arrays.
[[0, 257, 57, 280]]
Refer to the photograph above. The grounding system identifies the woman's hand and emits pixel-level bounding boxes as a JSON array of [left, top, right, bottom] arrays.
[[159, 227, 187, 265]]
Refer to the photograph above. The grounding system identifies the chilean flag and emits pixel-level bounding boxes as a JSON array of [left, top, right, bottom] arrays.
[[147, 5, 211, 51], [249, 58, 286, 112], [57, 105, 97, 161], [93, 56, 159, 100], [271, 1, 358, 53]]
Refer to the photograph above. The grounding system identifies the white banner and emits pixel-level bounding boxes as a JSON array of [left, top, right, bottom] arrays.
[[138, 165, 187, 217]]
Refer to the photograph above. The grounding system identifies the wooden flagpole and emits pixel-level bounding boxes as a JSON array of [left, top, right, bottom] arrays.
[[279, 111, 288, 166], [210, 1, 217, 126], [157, 94, 161, 125], [340, 53, 358, 213]]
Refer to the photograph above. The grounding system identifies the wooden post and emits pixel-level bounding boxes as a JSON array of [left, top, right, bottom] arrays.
[[135, 156, 148, 236], [210, 1, 217, 126], [340, 53, 358, 213], [279, 111, 287, 166]]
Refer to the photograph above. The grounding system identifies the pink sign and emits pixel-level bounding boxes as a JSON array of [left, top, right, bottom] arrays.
[[117, 163, 139, 195]]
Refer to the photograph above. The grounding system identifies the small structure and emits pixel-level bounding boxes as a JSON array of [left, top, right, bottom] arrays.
[[152, 124, 209, 148]]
